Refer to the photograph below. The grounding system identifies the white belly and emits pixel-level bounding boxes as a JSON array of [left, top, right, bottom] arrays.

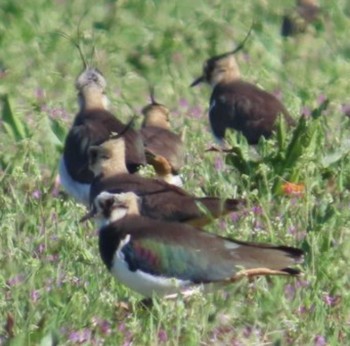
[[162, 173, 183, 187], [58, 157, 90, 206]]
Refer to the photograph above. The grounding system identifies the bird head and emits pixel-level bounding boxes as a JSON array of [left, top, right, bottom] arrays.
[[81, 191, 140, 225], [76, 68, 109, 111], [191, 25, 253, 88], [191, 53, 241, 88], [88, 136, 127, 177], [141, 86, 171, 129]]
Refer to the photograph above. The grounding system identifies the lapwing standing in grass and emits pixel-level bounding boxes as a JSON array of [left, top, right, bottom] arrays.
[[85, 191, 304, 298], [281, 0, 321, 37], [59, 67, 146, 206], [87, 135, 245, 227], [191, 30, 295, 145], [140, 88, 184, 186]]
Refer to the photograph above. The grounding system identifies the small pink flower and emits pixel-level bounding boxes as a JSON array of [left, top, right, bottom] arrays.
[[189, 106, 203, 119], [214, 157, 224, 171], [322, 294, 340, 307], [341, 103, 350, 117], [314, 335, 327, 346], [317, 94, 327, 105], [7, 274, 25, 287], [158, 329, 168, 343], [301, 106, 311, 117], [179, 98, 189, 108], [32, 190, 42, 199], [30, 290, 40, 303]]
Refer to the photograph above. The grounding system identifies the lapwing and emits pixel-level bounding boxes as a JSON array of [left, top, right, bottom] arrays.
[[281, 0, 321, 37], [87, 135, 245, 227], [140, 89, 184, 186], [59, 66, 146, 206], [87, 191, 304, 298], [191, 31, 295, 145]]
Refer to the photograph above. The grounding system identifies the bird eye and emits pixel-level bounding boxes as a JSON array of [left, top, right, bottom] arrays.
[[89, 150, 97, 162]]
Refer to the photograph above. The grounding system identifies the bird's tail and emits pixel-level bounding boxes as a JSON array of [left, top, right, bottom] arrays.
[[226, 241, 304, 280]]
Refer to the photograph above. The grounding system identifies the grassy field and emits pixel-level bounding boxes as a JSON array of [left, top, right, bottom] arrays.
[[1, 0, 350, 345]]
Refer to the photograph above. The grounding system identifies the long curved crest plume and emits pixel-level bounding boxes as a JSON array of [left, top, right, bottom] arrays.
[[230, 21, 255, 55], [58, 31, 88, 69], [109, 115, 137, 140], [148, 85, 159, 105], [211, 21, 255, 61], [57, 13, 96, 69], [118, 91, 140, 116]]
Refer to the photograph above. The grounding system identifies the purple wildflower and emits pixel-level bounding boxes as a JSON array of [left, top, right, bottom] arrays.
[[35, 88, 45, 100], [158, 330, 168, 343], [69, 328, 92, 343], [91, 317, 111, 336], [272, 89, 283, 101], [230, 212, 241, 223], [179, 98, 189, 108], [7, 274, 25, 287], [50, 107, 69, 120], [32, 189, 42, 199], [287, 227, 307, 241], [214, 156, 224, 171], [251, 205, 262, 215], [341, 103, 350, 118], [46, 254, 59, 262], [36, 243, 45, 255], [30, 290, 40, 303], [252, 219, 263, 231], [243, 326, 252, 338], [297, 304, 314, 314], [118, 323, 133, 345], [323, 294, 339, 307], [100, 320, 111, 336], [284, 284, 296, 300], [317, 94, 327, 105], [219, 219, 227, 230], [189, 106, 203, 118], [295, 279, 310, 289], [301, 106, 311, 117], [314, 335, 327, 346]]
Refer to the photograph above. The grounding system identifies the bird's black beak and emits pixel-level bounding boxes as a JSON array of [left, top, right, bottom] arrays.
[[190, 75, 205, 87]]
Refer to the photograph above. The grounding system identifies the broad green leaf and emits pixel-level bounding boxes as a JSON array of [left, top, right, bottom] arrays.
[[47, 117, 67, 149], [1, 94, 29, 141]]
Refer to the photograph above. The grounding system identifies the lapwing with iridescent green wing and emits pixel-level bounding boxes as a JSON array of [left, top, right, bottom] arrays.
[[85, 191, 304, 298], [87, 135, 245, 227], [191, 28, 295, 145], [140, 88, 184, 186], [58, 39, 145, 206]]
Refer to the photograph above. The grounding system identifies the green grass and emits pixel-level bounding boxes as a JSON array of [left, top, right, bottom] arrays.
[[1, 0, 350, 344]]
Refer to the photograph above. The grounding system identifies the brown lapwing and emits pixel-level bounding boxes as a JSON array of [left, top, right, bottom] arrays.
[[191, 29, 295, 145], [59, 59, 146, 206], [85, 191, 304, 298], [140, 88, 184, 186], [87, 135, 245, 227], [281, 0, 321, 38]]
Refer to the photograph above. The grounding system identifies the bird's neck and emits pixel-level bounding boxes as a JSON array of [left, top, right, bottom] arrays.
[[79, 89, 109, 112], [100, 157, 128, 178]]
